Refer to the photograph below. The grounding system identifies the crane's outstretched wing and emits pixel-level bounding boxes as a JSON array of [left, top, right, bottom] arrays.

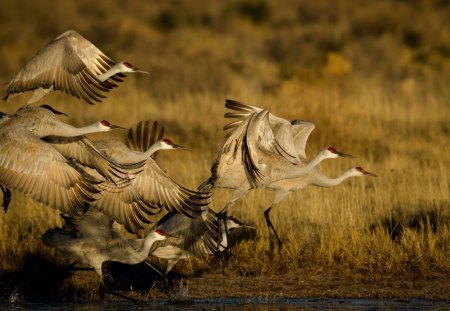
[[81, 156, 210, 233], [224, 100, 301, 165], [43, 209, 128, 252], [208, 112, 261, 189], [45, 136, 145, 183], [290, 120, 315, 160], [0, 125, 99, 215], [4, 30, 118, 105], [152, 210, 220, 259], [223, 99, 262, 137], [245, 110, 304, 185]]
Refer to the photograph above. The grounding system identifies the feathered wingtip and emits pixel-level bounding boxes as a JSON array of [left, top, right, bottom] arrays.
[[127, 119, 165, 158], [222, 99, 263, 137], [224, 99, 260, 113], [197, 178, 213, 192]]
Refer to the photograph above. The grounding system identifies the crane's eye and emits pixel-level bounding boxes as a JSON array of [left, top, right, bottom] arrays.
[[124, 61, 132, 68], [100, 120, 110, 127], [163, 138, 172, 144], [355, 166, 363, 171]]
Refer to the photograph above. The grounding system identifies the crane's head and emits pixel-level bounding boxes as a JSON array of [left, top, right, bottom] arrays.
[[350, 166, 377, 177], [153, 229, 168, 241], [225, 216, 256, 232], [225, 216, 243, 232], [323, 147, 355, 159], [159, 138, 185, 150], [120, 61, 149, 74], [98, 120, 126, 131], [153, 229, 180, 241]]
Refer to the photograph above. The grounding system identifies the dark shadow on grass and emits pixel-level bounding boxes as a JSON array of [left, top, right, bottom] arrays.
[[370, 200, 450, 241]]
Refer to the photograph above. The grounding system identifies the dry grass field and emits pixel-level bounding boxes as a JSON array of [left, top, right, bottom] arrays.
[[0, 0, 449, 301]]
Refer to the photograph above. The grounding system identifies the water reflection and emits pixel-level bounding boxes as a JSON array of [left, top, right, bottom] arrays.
[[4, 297, 450, 311]]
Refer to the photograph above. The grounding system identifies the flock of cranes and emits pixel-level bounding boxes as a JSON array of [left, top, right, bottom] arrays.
[[0, 30, 375, 296]]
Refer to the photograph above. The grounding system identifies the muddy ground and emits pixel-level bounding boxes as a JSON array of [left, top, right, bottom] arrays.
[[0, 256, 448, 304]]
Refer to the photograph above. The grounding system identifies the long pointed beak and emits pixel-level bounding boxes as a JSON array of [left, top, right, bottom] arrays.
[[171, 142, 187, 150], [362, 169, 377, 177], [133, 66, 149, 74], [109, 123, 127, 130], [336, 151, 355, 158], [165, 232, 182, 240]]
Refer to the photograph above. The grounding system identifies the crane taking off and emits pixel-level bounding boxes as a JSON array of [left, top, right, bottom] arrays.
[[3, 30, 148, 105], [0, 105, 130, 215], [42, 209, 174, 283], [200, 100, 373, 253]]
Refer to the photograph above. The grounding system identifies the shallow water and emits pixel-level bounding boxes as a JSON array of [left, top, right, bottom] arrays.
[[3, 297, 450, 311]]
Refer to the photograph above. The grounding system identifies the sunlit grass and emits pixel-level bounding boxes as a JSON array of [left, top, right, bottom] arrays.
[[0, 0, 449, 299], [1, 78, 449, 278]]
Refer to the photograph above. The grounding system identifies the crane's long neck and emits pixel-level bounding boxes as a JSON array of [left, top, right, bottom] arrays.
[[313, 170, 354, 187], [284, 152, 328, 179], [143, 141, 164, 158], [38, 121, 103, 137], [96, 64, 123, 82], [116, 142, 164, 164], [133, 232, 159, 262]]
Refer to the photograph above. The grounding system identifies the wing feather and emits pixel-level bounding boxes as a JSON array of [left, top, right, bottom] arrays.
[[4, 30, 115, 104], [0, 125, 99, 215]]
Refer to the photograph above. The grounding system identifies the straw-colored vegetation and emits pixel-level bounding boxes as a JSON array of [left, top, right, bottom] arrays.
[[0, 0, 449, 300]]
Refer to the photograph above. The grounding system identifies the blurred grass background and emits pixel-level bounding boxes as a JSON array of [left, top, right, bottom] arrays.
[[0, 0, 449, 287]]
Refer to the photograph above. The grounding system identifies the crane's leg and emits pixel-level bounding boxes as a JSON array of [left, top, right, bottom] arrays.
[[216, 189, 248, 255], [143, 259, 164, 277], [1, 185, 12, 213], [98, 265, 144, 305], [264, 191, 288, 255], [143, 260, 172, 297], [264, 206, 282, 256]]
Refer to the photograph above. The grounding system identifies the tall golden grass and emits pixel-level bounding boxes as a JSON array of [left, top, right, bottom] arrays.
[[0, 0, 449, 282]]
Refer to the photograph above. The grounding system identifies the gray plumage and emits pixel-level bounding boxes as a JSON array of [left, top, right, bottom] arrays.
[[0, 105, 130, 215], [200, 100, 357, 251], [42, 209, 168, 281], [150, 212, 256, 274], [62, 119, 210, 233], [4, 30, 147, 105]]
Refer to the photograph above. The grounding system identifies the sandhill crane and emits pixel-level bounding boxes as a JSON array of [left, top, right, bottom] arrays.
[[263, 166, 376, 250], [0, 105, 130, 215], [148, 211, 255, 275], [42, 209, 172, 283], [1, 105, 64, 211], [3, 30, 148, 105], [200, 100, 362, 252], [46, 119, 210, 234]]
